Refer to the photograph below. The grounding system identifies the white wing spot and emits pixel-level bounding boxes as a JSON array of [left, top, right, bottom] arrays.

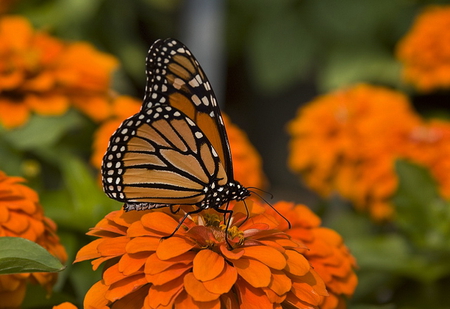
[[195, 131, 203, 139], [191, 94, 201, 106]]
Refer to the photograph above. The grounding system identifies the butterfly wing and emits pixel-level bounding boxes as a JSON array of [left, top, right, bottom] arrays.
[[142, 38, 234, 179], [102, 104, 229, 206]]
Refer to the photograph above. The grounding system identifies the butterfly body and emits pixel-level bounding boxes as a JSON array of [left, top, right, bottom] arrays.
[[101, 38, 250, 218]]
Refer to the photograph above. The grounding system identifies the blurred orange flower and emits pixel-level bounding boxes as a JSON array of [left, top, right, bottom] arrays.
[[396, 5, 450, 92], [288, 84, 421, 220], [75, 200, 329, 308], [0, 16, 118, 129], [0, 171, 67, 308], [53, 302, 78, 309], [265, 201, 358, 309]]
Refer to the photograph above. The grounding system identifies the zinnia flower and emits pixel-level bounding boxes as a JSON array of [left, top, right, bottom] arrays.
[[0, 171, 67, 308], [75, 200, 329, 308], [287, 84, 422, 220], [396, 5, 450, 92], [0, 16, 118, 129], [264, 201, 358, 309]]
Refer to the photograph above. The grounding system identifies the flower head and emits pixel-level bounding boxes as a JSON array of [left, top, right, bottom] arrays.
[[396, 5, 450, 92], [0, 171, 67, 308], [288, 84, 421, 220], [75, 200, 329, 308], [0, 16, 118, 129], [265, 201, 358, 309]]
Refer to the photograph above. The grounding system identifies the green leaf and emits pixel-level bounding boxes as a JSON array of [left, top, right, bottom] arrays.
[[0, 237, 65, 275], [42, 152, 120, 232], [1, 110, 84, 151]]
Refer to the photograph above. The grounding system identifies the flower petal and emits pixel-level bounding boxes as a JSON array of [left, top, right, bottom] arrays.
[[202, 262, 237, 294], [243, 245, 286, 270], [284, 250, 310, 276], [106, 274, 148, 302], [97, 236, 129, 256], [233, 258, 271, 288], [193, 249, 225, 281], [84, 280, 110, 308], [145, 263, 191, 286], [235, 278, 273, 309], [157, 236, 195, 260], [174, 290, 221, 309], [74, 238, 103, 262], [183, 272, 221, 302], [146, 276, 184, 308], [145, 252, 196, 275], [141, 212, 181, 235], [220, 244, 244, 260], [118, 252, 148, 276], [126, 236, 160, 253], [268, 270, 292, 296]]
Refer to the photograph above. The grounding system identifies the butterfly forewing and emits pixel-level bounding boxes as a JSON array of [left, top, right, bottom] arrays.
[[143, 39, 233, 178]]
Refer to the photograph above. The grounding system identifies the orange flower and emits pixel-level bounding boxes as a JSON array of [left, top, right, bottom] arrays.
[[265, 201, 358, 309], [75, 200, 329, 308], [0, 16, 118, 129], [287, 84, 422, 220], [223, 114, 267, 189], [396, 5, 450, 92], [91, 95, 142, 168], [399, 120, 450, 199], [0, 171, 67, 308]]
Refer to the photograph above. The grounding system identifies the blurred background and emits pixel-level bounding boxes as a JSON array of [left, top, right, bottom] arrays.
[[2, 0, 450, 308]]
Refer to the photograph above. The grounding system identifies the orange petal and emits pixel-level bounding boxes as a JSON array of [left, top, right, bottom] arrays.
[[203, 263, 237, 294], [157, 236, 195, 260], [106, 274, 148, 302], [145, 263, 191, 285], [174, 290, 221, 309], [97, 236, 129, 256], [183, 273, 221, 302], [262, 287, 286, 303], [193, 249, 224, 281], [145, 251, 196, 275], [146, 276, 184, 308], [74, 239, 103, 262], [220, 244, 244, 260], [103, 263, 127, 285], [233, 258, 271, 288], [118, 252, 148, 276], [0, 99, 29, 128], [141, 212, 181, 235], [268, 270, 292, 296], [126, 236, 160, 253], [235, 278, 273, 309], [243, 246, 286, 270], [284, 250, 310, 276], [26, 94, 69, 115], [84, 280, 110, 308]]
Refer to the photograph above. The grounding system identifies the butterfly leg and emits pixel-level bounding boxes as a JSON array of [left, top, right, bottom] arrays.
[[215, 205, 234, 250], [160, 207, 204, 241]]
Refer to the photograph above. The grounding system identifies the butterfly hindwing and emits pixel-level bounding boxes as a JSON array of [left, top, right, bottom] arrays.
[[102, 104, 229, 207], [142, 38, 233, 179]]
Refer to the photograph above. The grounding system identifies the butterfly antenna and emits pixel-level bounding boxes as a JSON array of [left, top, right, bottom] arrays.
[[248, 189, 292, 229], [247, 187, 274, 199]]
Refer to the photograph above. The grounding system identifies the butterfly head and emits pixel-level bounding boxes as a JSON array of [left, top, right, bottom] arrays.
[[200, 180, 250, 210]]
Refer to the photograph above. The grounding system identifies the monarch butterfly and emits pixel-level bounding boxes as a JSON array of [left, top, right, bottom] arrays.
[[101, 38, 251, 242]]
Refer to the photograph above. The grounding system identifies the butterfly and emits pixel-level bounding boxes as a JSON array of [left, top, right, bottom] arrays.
[[101, 38, 251, 241]]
